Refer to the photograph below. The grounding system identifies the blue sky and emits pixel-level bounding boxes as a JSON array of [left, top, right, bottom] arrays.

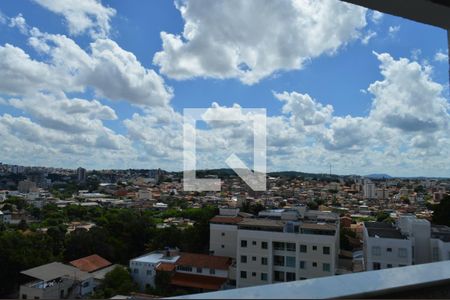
[[0, 0, 448, 176]]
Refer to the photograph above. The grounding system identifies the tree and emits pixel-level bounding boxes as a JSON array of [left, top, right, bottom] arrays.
[[307, 200, 318, 210], [340, 227, 357, 251], [0, 231, 55, 296], [92, 266, 137, 298], [432, 195, 450, 226], [376, 211, 390, 222]]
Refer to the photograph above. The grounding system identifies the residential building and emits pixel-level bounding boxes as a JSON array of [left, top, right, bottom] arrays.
[[209, 207, 340, 288], [130, 249, 231, 293], [19, 262, 93, 299], [129, 248, 180, 291], [69, 254, 117, 288], [170, 252, 231, 292], [363, 222, 412, 271], [18, 180, 37, 194], [77, 167, 87, 183], [363, 180, 376, 200], [138, 189, 152, 201], [363, 215, 450, 271]]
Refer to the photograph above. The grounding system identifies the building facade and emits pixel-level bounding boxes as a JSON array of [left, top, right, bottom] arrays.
[[363, 215, 450, 271], [210, 207, 340, 288]]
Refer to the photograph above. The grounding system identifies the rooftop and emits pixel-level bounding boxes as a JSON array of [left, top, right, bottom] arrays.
[[364, 222, 405, 239], [210, 216, 243, 225], [132, 252, 180, 264], [176, 253, 231, 270], [69, 254, 112, 273], [21, 262, 91, 282], [238, 218, 285, 229]]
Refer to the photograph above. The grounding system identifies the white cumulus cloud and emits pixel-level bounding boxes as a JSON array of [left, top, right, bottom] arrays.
[[154, 0, 367, 85], [33, 0, 116, 38]]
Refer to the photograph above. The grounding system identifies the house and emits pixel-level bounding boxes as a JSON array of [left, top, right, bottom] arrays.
[[69, 254, 117, 288], [130, 249, 232, 293], [170, 252, 231, 292], [130, 248, 180, 291], [19, 262, 94, 299]]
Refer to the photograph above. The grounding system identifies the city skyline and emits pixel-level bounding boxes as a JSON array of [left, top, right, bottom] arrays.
[[0, 0, 449, 177]]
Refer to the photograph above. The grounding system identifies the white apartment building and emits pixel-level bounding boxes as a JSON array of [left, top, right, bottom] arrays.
[[210, 207, 340, 288], [363, 215, 450, 271], [363, 180, 376, 199], [363, 222, 412, 271]]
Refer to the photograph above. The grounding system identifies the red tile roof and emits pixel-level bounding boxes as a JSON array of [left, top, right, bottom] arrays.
[[210, 216, 243, 224], [156, 262, 176, 272], [171, 273, 227, 291], [176, 253, 231, 270], [69, 254, 112, 273]]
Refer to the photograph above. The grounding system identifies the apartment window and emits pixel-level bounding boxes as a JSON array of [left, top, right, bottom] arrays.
[[241, 255, 247, 263], [209, 268, 215, 275], [322, 263, 331, 272], [286, 272, 296, 282], [146, 270, 152, 276], [372, 246, 381, 256], [286, 256, 296, 268], [261, 257, 268, 265], [387, 247, 392, 252], [241, 240, 247, 248], [240, 271, 247, 279], [261, 272, 268, 281], [196, 267, 202, 273], [398, 248, 407, 258], [323, 246, 330, 255], [261, 241, 268, 249], [252, 256, 257, 262], [373, 262, 381, 270], [387, 264, 393, 268], [312, 245, 317, 251], [34, 297, 39, 300], [299, 261, 306, 269], [300, 245, 307, 253], [22, 295, 27, 300], [221, 232, 225, 236], [82, 281, 90, 287], [133, 268, 139, 274], [252, 241, 257, 246], [274, 271, 285, 282], [286, 243, 296, 252], [221, 244, 224, 248], [274, 255, 285, 266], [273, 242, 285, 251], [252, 272, 256, 277], [399, 264, 406, 267]]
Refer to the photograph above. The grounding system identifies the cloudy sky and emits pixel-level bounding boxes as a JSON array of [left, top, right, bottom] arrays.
[[0, 0, 448, 177]]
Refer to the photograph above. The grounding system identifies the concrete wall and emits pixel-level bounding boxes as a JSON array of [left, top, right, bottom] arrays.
[[210, 223, 238, 258]]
